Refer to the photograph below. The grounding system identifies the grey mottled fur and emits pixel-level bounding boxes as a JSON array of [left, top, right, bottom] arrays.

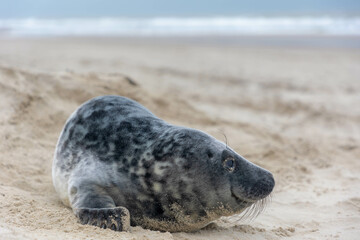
[[52, 96, 274, 232]]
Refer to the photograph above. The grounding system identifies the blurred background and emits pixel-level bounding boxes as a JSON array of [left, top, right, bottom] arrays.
[[0, 0, 360, 47]]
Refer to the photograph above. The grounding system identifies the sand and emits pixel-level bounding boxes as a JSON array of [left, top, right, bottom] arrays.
[[0, 37, 359, 240]]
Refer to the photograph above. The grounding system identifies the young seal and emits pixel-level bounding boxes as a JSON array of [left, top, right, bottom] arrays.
[[52, 95, 275, 232]]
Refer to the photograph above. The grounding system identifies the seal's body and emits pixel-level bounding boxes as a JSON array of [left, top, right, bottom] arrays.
[[53, 96, 274, 232]]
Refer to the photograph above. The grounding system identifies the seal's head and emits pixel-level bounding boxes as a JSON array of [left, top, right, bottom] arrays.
[[155, 127, 275, 223], [218, 147, 275, 212]]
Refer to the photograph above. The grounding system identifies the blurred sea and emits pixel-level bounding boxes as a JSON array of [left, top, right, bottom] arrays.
[[0, 17, 359, 36]]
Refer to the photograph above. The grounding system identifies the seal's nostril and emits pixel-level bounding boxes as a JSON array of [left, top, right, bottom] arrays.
[[247, 171, 275, 199], [262, 172, 275, 196], [267, 178, 275, 194], [269, 173, 275, 188]]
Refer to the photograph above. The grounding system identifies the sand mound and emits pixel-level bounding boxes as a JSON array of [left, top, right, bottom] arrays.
[[0, 64, 216, 240]]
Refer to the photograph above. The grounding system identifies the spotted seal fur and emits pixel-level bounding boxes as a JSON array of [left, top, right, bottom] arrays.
[[52, 95, 275, 232]]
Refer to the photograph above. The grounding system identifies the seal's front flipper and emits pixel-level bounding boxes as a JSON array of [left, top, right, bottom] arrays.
[[69, 181, 130, 231], [75, 207, 130, 231]]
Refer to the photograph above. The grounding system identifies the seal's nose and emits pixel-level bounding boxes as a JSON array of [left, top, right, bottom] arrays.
[[231, 154, 275, 201], [248, 170, 275, 199]]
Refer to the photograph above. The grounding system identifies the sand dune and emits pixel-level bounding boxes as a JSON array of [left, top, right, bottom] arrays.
[[0, 37, 359, 239]]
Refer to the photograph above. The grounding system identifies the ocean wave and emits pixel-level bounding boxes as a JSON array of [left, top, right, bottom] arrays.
[[1, 17, 360, 36]]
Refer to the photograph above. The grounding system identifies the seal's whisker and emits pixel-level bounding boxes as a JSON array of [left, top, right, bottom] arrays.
[[222, 193, 272, 226], [240, 201, 257, 221], [248, 201, 261, 221], [221, 132, 230, 150], [235, 193, 271, 223]]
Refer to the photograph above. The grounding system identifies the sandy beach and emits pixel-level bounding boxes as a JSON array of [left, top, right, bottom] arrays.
[[0, 37, 359, 240]]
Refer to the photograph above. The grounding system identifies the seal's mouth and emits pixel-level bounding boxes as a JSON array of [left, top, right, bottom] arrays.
[[230, 187, 271, 221], [231, 191, 254, 205], [230, 186, 257, 204]]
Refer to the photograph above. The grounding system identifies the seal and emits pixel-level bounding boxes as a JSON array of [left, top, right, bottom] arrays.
[[52, 95, 275, 232]]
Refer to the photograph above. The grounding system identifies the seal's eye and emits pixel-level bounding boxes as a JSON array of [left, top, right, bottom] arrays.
[[224, 158, 235, 172]]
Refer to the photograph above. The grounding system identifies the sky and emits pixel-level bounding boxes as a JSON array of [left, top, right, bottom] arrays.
[[1, 0, 360, 18]]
